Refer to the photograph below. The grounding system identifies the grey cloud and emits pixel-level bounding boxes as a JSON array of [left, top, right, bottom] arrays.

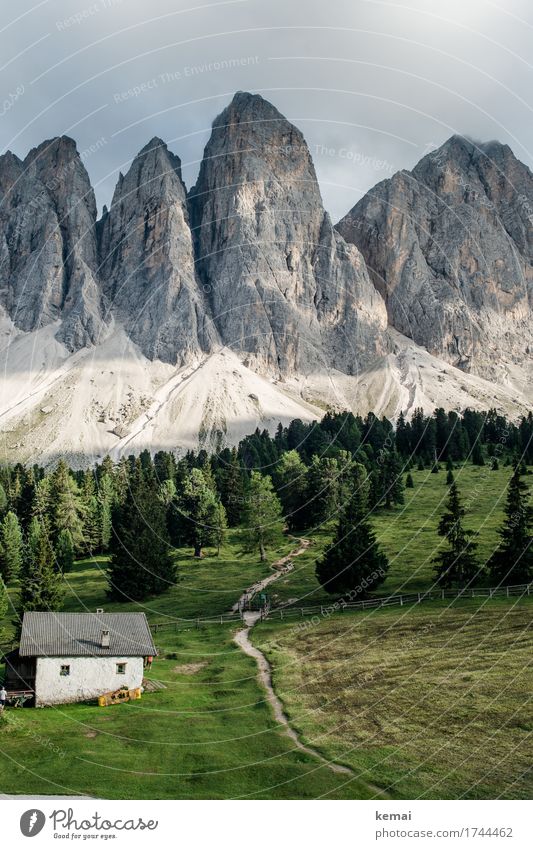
[[2, 0, 532, 221]]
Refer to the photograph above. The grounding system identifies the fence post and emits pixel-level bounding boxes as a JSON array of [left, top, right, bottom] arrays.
[[417, 593, 421, 603], [506, 586, 509, 598], [400, 596, 403, 606]]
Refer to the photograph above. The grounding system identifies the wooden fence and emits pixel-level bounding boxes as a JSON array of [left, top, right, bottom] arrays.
[[148, 581, 531, 632]]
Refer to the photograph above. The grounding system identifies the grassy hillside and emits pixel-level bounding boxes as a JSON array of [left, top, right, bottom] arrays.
[[1, 463, 531, 799], [255, 598, 533, 799], [0, 624, 376, 800], [269, 463, 533, 608]]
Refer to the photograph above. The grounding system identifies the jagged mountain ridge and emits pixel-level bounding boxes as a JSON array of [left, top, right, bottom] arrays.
[[0, 95, 532, 464], [337, 135, 533, 382]]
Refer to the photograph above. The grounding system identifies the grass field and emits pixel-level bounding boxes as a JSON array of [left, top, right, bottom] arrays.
[[0, 530, 296, 643], [254, 598, 533, 799], [0, 463, 531, 799], [0, 624, 376, 799], [269, 463, 533, 608]]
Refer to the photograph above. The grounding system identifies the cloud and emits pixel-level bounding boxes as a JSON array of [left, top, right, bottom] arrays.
[[2, 0, 532, 220]]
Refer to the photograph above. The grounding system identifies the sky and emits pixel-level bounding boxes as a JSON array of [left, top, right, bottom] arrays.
[[2, 0, 533, 221]]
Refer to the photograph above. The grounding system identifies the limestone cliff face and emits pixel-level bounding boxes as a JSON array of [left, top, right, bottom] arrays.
[[189, 92, 388, 376], [337, 135, 533, 377], [98, 138, 218, 364], [0, 136, 106, 350]]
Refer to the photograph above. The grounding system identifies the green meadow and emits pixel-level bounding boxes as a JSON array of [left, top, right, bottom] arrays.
[[255, 598, 533, 799], [1, 463, 531, 799]]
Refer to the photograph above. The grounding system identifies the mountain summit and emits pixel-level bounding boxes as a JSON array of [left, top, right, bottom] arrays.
[[0, 98, 531, 464], [337, 135, 533, 381], [189, 92, 387, 376]]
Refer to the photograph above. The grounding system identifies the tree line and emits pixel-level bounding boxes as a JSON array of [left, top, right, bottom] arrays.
[[0, 406, 531, 623]]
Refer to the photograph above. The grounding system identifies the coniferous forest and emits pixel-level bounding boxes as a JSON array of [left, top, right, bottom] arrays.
[[0, 407, 532, 622]]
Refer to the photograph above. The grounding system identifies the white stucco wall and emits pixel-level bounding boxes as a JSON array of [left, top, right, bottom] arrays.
[[34, 656, 144, 705]]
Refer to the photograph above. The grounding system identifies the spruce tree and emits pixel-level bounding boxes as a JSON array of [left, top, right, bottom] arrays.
[[19, 520, 64, 614], [56, 529, 75, 574], [107, 475, 176, 601], [0, 483, 7, 517], [446, 469, 455, 485], [316, 470, 389, 596], [242, 472, 284, 561], [489, 465, 533, 584], [216, 448, 246, 526], [433, 482, 479, 587], [405, 472, 414, 489], [305, 456, 340, 526], [0, 511, 23, 582], [472, 442, 485, 466], [380, 451, 405, 508], [50, 460, 85, 551], [98, 473, 115, 550], [213, 500, 228, 556], [274, 450, 308, 531], [81, 471, 101, 554], [0, 577, 9, 642], [176, 468, 220, 557]]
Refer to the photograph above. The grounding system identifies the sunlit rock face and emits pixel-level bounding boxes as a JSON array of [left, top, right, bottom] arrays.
[[189, 92, 388, 377], [337, 135, 533, 379], [98, 137, 218, 365], [0, 136, 107, 351]]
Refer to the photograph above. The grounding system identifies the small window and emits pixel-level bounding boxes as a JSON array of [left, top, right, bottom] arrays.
[[116, 663, 127, 675], [60, 665, 70, 677]]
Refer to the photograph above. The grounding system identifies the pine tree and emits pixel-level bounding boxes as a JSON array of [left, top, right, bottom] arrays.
[[305, 456, 340, 526], [316, 470, 389, 595], [81, 471, 101, 554], [107, 476, 176, 601], [242, 473, 284, 561], [213, 501, 228, 556], [446, 469, 455, 485], [380, 451, 405, 508], [56, 529, 75, 574], [433, 482, 479, 587], [98, 473, 115, 550], [50, 460, 85, 551], [0, 511, 23, 582], [19, 520, 64, 614], [489, 465, 533, 584], [176, 468, 220, 557], [216, 448, 246, 526], [405, 473, 414, 489], [274, 450, 308, 531], [0, 577, 9, 642], [472, 442, 485, 466]]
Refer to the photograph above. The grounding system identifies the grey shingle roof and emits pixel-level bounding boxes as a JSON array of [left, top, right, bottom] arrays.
[[19, 612, 157, 658]]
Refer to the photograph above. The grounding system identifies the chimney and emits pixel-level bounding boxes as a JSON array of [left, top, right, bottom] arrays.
[[101, 629, 110, 648]]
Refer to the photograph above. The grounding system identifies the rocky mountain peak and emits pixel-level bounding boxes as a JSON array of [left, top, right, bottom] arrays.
[[337, 134, 533, 380], [98, 138, 218, 365], [189, 92, 387, 375], [0, 135, 106, 350]]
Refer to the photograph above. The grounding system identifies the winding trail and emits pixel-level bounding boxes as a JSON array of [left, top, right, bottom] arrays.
[[232, 539, 388, 793]]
